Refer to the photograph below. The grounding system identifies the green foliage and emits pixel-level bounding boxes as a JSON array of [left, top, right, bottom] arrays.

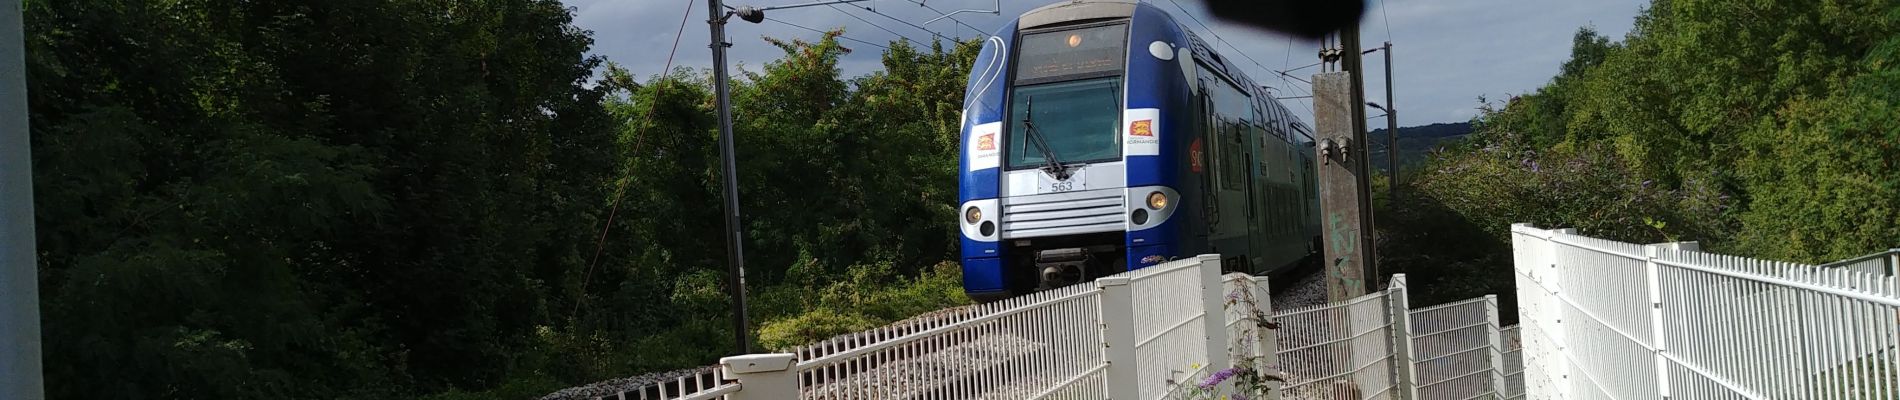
[[1384, 0, 1900, 313], [29, 0, 977, 397], [757, 309, 881, 352], [752, 260, 970, 351]]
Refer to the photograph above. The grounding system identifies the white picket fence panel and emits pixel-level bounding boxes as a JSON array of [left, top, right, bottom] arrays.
[[576, 223, 1900, 400], [1513, 223, 1900, 400], [583, 258, 1541, 400]]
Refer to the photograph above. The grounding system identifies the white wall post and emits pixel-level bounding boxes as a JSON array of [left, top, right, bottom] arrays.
[[1386, 274, 1419, 400], [1198, 254, 1233, 390], [1485, 294, 1507, 398], [1098, 276, 1140, 399], [1251, 276, 1284, 400], [720, 353, 799, 400]]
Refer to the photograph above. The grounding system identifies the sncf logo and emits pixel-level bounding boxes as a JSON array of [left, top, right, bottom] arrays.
[[1189, 137, 1205, 173], [1129, 120, 1153, 137], [976, 133, 996, 151]]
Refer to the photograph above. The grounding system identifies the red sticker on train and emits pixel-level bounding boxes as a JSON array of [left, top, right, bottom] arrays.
[[1189, 138, 1205, 173]]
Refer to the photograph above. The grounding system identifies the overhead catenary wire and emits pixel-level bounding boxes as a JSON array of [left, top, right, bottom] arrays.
[[913, 1, 985, 38], [1378, 0, 1393, 43], [843, 3, 954, 41], [763, 16, 893, 50], [825, 4, 929, 45]]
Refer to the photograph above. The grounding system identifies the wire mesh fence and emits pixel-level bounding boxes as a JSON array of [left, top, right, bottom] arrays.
[[590, 259, 1529, 400]]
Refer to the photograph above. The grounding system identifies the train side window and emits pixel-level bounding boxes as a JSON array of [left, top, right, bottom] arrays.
[[1220, 121, 1243, 190], [1201, 70, 1252, 192]]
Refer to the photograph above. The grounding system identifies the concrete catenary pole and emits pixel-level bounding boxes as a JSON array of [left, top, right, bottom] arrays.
[[2, 0, 46, 398], [1314, 24, 1378, 302], [707, 0, 752, 354]]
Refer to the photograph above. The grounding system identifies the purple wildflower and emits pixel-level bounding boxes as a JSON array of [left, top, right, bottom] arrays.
[[1199, 367, 1242, 389]]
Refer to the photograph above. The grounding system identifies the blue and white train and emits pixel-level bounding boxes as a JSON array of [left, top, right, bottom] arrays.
[[957, 0, 1322, 302]]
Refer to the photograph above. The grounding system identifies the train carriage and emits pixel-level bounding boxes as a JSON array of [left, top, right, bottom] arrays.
[[957, 0, 1322, 302]]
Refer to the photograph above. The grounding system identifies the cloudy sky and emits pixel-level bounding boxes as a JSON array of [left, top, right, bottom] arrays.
[[561, 0, 1648, 127]]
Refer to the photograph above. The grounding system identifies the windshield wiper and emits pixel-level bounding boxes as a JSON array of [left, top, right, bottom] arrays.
[[1021, 96, 1073, 180]]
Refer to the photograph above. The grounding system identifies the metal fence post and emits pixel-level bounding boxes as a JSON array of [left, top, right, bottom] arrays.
[[1198, 254, 1233, 391], [1252, 276, 1284, 400], [720, 353, 798, 400], [1099, 276, 1140, 399], [1387, 274, 1418, 400], [1548, 228, 1576, 399], [1643, 243, 1692, 399], [1888, 248, 1899, 276], [1485, 294, 1507, 399]]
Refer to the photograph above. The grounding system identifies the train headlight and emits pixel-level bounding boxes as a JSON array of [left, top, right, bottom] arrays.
[[965, 206, 983, 224], [1146, 191, 1168, 210]]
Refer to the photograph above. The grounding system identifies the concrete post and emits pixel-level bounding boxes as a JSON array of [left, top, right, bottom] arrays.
[[720, 353, 798, 400], [1098, 276, 1140, 399], [1, 1, 45, 399], [1313, 71, 1375, 302]]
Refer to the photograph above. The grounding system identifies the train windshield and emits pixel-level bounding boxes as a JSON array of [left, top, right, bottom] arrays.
[[1007, 78, 1122, 168], [1006, 23, 1128, 169]]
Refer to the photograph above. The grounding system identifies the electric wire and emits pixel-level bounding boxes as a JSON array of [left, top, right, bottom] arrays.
[[1283, 61, 1323, 74], [763, 16, 892, 49], [825, 4, 928, 45], [579, 0, 698, 317], [914, 1, 984, 38], [846, 3, 954, 41], [1283, 37, 1295, 72], [1378, 0, 1393, 43]]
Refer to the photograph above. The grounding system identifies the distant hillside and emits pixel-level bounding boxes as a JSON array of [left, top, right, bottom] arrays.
[[1369, 122, 1471, 172]]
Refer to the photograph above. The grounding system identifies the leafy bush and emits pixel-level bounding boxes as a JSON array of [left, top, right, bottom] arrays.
[[756, 261, 969, 351]]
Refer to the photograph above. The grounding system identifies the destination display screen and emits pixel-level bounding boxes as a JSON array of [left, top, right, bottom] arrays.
[[1015, 24, 1128, 83]]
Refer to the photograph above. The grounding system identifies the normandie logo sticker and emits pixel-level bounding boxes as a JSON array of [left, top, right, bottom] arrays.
[[1129, 120, 1153, 137], [977, 133, 996, 151]]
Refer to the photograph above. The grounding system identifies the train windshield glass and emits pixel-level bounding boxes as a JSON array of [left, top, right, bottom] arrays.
[[1007, 77, 1123, 168]]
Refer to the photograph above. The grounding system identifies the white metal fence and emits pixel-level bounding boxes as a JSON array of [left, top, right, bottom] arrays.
[[582, 255, 1256, 400], [1513, 223, 1900, 400], [1271, 275, 1414, 399], [1499, 325, 1524, 399], [584, 255, 1533, 400], [1406, 295, 1509, 400], [1820, 248, 1899, 277]]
